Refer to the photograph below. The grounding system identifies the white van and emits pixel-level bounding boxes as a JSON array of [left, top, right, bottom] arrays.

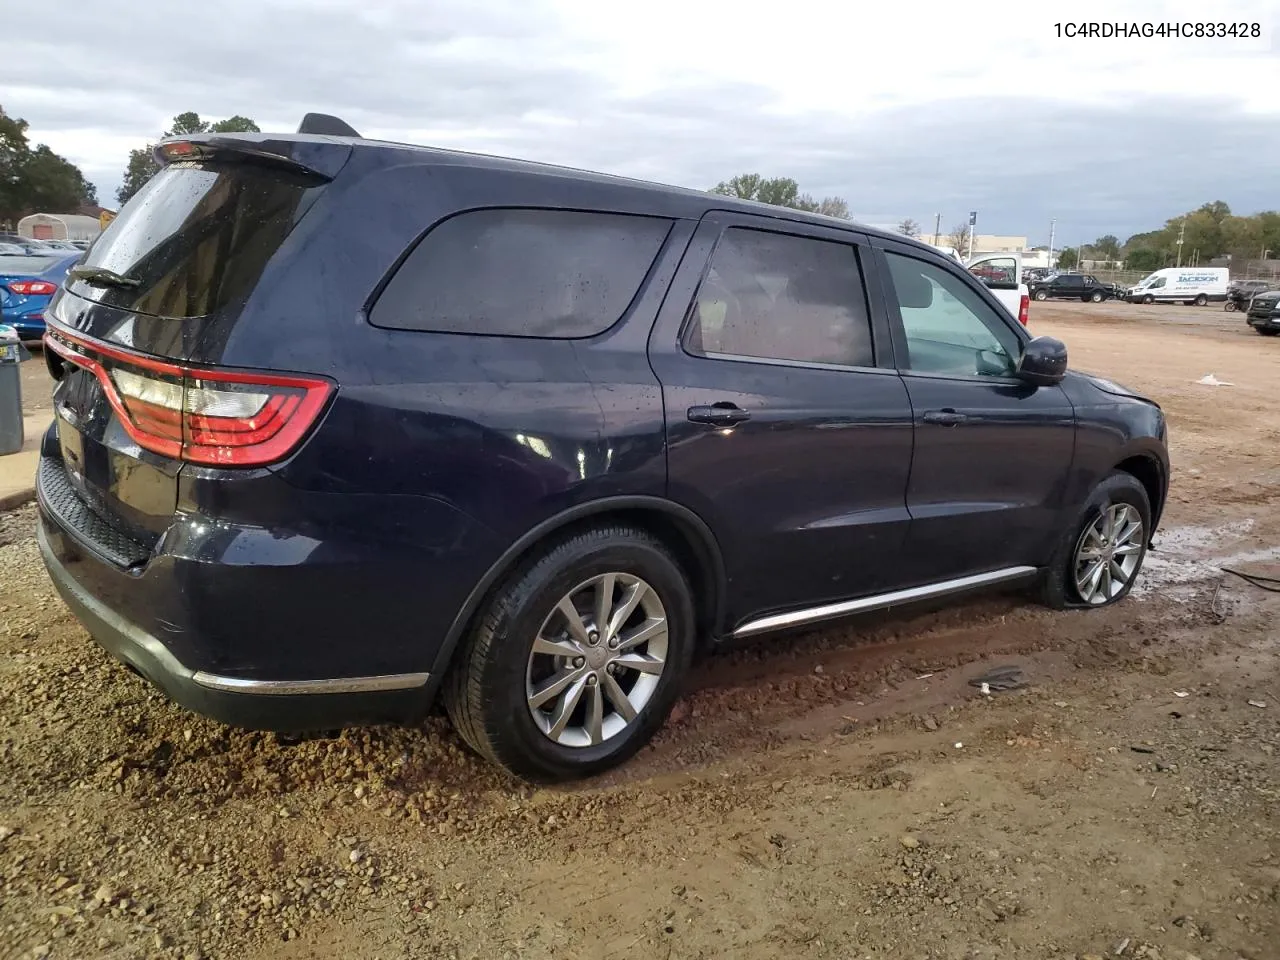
[[1124, 267, 1229, 305]]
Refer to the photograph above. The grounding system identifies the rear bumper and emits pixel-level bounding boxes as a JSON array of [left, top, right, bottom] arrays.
[[38, 519, 432, 732], [1, 312, 45, 340]]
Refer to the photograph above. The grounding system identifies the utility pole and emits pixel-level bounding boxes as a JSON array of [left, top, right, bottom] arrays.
[[933, 213, 941, 246], [1175, 220, 1186, 267], [1047, 218, 1056, 268], [967, 210, 977, 260]]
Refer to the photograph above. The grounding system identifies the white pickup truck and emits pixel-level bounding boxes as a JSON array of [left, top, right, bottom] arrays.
[[925, 245, 1030, 327]]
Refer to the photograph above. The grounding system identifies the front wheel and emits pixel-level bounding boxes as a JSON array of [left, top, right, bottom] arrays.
[[444, 525, 695, 781], [1224, 300, 1238, 312], [1089, 291, 1104, 302], [1142, 295, 1155, 305], [1038, 471, 1152, 609], [1256, 327, 1280, 336], [1034, 290, 1048, 301], [1194, 294, 1208, 306]]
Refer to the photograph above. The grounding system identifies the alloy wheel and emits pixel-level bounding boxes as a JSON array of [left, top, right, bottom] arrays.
[[525, 573, 668, 747], [1073, 503, 1144, 605]]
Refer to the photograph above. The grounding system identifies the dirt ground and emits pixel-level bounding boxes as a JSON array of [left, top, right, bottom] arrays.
[[2, 301, 1278, 960]]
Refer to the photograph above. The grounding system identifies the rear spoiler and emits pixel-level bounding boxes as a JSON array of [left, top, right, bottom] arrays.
[[153, 114, 361, 181]]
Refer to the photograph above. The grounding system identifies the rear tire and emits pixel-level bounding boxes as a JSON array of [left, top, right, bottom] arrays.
[[444, 525, 695, 782], [1224, 301, 1238, 312], [1034, 290, 1048, 301], [1089, 291, 1104, 303], [1038, 471, 1151, 610], [1194, 294, 1208, 306]]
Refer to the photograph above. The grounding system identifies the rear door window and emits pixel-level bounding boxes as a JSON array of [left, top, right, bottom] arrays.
[[69, 162, 324, 319], [370, 209, 673, 338], [684, 227, 875, 368]]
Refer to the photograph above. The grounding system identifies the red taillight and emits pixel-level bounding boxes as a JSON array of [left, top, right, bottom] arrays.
[[43, 327, 333, 467], [8, 280, 57, 296], [1018, 293, 1029, 326]]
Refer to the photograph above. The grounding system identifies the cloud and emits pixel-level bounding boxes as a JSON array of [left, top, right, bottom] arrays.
[[7, 0, 1280, 242]]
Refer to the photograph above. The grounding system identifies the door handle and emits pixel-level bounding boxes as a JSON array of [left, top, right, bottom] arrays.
[[922, 409, 969, 426], [687, 403, 751, 426]]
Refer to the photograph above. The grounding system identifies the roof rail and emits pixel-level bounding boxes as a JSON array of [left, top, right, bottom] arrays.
[[297, 113, 361, 138]]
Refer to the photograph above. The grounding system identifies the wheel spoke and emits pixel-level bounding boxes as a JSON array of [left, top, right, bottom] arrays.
[[531, 635, 581, 658], [584, 682, 605, 745], [1082, 559, 1105, 598], [1109, 558, 1127, 584], [616, 616, 666, 652], [1077, 548, 1104, 562], [594, 574, 616, 636], [606, 581, 646, 642], [1100, 564, 1113, 598], [529, 666, 585, 710], [547, 676, 588, 740], [1102, 508, 1117, 540], [602, 672, 637, 723], [556, 597, 592, 647], [1113, 542, 1142, 556], [614, 652, 664, 676]]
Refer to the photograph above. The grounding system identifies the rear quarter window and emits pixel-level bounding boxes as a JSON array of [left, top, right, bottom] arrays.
[[369, 208, 673, 338]]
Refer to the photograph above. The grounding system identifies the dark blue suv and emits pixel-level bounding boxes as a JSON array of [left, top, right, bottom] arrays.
[[36, 116, 1169, 781]]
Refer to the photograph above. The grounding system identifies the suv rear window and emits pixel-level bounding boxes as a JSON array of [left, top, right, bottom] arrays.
[[70, 162, 323, 319], [369, 208, 672, 338]]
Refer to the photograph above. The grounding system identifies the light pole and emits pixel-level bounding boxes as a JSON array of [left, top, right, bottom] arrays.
[[1175, 220, 1186, 267], [933, 213, 941, 246], [1047, 218, 1056, 268]]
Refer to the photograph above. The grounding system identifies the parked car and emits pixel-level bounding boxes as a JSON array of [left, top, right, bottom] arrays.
[[36, 239, 82, 252], [1029, 273, 1118, 302], [0, 252, 81, 341], [1223, 279, 1274, 312], [36, 117, 1170, 781], [965, 253, 1030, 325], [1123, 267, 1229, 305], [1245, 291, 1280, 336]]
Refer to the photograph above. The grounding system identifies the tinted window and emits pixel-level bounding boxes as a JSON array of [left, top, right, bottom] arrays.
[[685, 227, 873, 367], [884, 252, 1021, 378], [371, 209, 672, 338], [71, 162, 323, 319]]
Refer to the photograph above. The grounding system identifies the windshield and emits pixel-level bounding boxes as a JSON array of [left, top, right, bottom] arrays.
[[70, 161, 325, 319]]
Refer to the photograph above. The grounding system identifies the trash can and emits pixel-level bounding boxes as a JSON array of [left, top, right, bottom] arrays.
[[0, 324, 25, 456]]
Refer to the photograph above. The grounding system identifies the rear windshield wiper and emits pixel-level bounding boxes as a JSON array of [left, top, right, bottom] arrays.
[[68, 265, 142, 290]]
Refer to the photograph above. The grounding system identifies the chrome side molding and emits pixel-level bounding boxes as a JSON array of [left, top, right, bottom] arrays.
[[191, 671, 430, 696], [732, 566, 1039, 639]]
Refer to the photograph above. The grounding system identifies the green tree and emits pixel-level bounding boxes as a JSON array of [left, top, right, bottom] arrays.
[[1125, 248, 1164, 271], [117, 112, 260, 205], [897, 218, 921, 238], [0, 104, 96, 224], [1092, 234, 1120, 261], [1056, 247, 1079, 270], [709, 173, 848, 217]]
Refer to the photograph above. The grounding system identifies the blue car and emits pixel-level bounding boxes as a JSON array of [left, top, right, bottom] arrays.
[[0, 252, 81, 340], [36, 116, 1170, 782]]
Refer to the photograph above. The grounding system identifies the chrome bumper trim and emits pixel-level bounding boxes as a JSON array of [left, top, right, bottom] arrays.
[[191, 671, 431, 696]]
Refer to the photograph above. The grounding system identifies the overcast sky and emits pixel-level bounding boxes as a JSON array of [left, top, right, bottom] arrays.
[[9, 0, 1279, 245]]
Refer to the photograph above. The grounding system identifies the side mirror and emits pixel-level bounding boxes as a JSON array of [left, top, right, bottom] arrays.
[[1017, 335, 1067, 386]]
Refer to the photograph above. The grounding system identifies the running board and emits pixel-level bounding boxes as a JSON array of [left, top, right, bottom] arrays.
[[731, 566, 1040, 640]]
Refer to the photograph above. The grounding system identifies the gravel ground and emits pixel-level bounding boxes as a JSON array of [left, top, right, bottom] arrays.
[[2, 302, 1278, 960]]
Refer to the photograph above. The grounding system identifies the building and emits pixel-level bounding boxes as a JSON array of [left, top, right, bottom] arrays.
[[17, 213, 103, 242]]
